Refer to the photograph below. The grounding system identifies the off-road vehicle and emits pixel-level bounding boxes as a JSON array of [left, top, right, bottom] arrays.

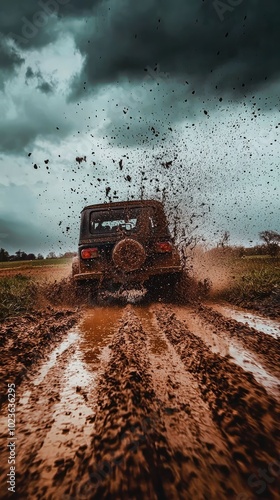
[[72, 199, 182, 297]]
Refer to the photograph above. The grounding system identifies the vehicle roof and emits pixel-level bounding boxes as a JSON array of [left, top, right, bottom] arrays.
[[81, 199, 165, 213]]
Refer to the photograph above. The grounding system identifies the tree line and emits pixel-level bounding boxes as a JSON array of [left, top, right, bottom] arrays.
[[0, 249, 77, 262], [215, 230, 280, 257]]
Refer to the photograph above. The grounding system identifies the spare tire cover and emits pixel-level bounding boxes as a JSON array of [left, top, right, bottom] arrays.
[[112, 238, 146, 271]]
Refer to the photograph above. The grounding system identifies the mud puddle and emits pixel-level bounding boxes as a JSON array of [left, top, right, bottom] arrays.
[[209, 302, 280, 338], [173, 306, 280, 399], [30, 348, 96, 492], [78, 306, 124, 365], [0, 306, 125, 499], [134, 306, 168, 355], [19, 330, 79, 406], [228, 344, 280, 397]]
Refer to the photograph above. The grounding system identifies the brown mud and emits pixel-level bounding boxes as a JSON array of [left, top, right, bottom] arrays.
[[196, 304, 280, 379], [224, 295, 280, 321], [208, 302, 280, 339], [0, 308, 79, 407], [0, 302, 279, 499]]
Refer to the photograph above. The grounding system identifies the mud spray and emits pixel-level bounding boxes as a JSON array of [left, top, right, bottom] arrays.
[[99, 286, 147, 304]]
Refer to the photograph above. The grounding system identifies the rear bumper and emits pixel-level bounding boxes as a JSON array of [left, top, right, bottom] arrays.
[[73, 266, 182, 283]]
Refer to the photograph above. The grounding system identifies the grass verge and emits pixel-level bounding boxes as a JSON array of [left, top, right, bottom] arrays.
[[215, 258, 280, 301], [0, 274, 79, 322], [207, 256, 280, 317], [0, 275, 39, 321]]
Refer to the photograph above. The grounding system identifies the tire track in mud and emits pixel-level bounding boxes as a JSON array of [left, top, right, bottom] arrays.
[[21, 346, 97, 500], [76, 307, 253, 499], [0, 343, 77, 500], [154, 306, 280, 499], [208, 303, 280, 339], [0, 340, 98, 500], [135, 307, 245, 499], [0, 309, 78, 408], [0, 307, 124, 500], [173, 305, 280, 399], [77, 307, 178, 500], [197, 304, 280, 378]]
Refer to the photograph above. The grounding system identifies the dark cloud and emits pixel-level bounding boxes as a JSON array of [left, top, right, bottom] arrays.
[[70, 0, 280, 98], [25, 66, 54, 93], [37, 81, 53, 94], [0, 213, 71, 254], [0, 36, 24, 86], [25, 66, 34, 79], [0, 98, 75, 153], [0, 0, 102, 87], [0, 182, 76, 254], [1, 0, 101, 49], [58, 0, 103, 16], [2, 4, 59, 50], [2, 0, 279, 98]]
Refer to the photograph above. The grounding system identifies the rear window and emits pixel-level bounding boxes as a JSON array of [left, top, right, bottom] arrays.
[[90, 207, 154, 235]]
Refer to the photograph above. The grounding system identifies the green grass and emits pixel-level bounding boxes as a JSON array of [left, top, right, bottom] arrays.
[[217, 256, 280, 302], [0, 258, 72, 269], [0, 275, 39, 321]]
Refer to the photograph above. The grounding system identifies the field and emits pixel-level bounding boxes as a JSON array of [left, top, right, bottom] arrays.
[[0, 258, 71, 284], [0, 257, 72, 270], [0, 259, 72, 321], [222, 256, 280, 299]]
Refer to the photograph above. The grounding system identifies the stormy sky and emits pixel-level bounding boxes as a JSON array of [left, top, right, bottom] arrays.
[[0, 0, 279, 254]]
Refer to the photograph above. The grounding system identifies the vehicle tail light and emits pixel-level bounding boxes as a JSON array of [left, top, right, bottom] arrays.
[[81, 248, 99, 259], [154, 242, 173, 253]]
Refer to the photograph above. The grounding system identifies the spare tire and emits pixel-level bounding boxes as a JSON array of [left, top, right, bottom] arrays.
[[112, 238, 146, 272]]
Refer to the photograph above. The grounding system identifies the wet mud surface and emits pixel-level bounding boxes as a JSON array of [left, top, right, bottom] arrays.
[[227, 296, 280, 321], [196, 304, 280, 380], [208, 302, 280, 339], [0, 308, 78, 407], [0, 303, 279, 499]]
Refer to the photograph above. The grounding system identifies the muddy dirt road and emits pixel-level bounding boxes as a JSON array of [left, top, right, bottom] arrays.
[[0, 303, 279, 499]]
